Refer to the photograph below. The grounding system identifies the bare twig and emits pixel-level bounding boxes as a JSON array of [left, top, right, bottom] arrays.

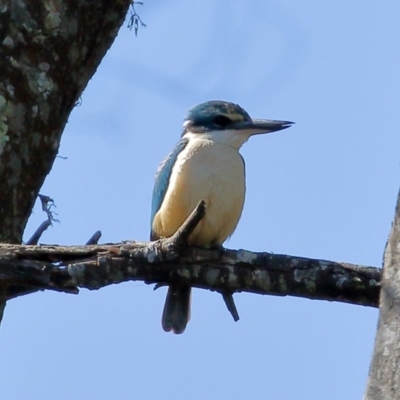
[[25, 194, 59, 245], [222, 292, 240, 322], [128, 1, 147, 36], [38, 194, 59, 223], [160, 200, 206, 253], [86, 231, 102, 245], [25, 220, 52, 245]]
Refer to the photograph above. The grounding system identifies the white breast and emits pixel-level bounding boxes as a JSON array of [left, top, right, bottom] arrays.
[[152, 137, 246, 247]]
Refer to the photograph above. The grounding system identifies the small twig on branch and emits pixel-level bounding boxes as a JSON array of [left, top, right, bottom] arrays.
[[25, 220, 52, 245], [0, 286, 7, 324], [25, 194, 59, 245], [38, 194, 59, 223], [86, 231, 102, 245], [128, 1, 146, 36], [160, 200, 206, 253], [222, 292, 240, 322]]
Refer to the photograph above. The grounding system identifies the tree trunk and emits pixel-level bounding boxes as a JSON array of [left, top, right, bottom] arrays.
[[365, 189, 400, 399], [0, 0, 131, 243]]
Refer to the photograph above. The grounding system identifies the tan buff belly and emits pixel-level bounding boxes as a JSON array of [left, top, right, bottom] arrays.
[[152, 139, 245, 247]]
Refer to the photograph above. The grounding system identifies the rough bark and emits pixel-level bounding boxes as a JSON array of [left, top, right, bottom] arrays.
[[0, 0, 131, 244], [0, 241, 380, 307], [364, 189, 400, 399]]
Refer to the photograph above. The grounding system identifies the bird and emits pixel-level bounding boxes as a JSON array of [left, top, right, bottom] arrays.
[[150, 100, 293, 334]]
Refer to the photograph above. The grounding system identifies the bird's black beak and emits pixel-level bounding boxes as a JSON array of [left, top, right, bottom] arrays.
[[232, 119, 294, 135]]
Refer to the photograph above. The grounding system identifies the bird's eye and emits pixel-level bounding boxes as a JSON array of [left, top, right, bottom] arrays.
[[213, 115, 232, 128]]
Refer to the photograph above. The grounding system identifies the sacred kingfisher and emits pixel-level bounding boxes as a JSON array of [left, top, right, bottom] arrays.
[[150, 100, 293, 334]]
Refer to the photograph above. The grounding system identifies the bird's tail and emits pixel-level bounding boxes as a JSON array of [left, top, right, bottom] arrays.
[[162, 285, 191, 334]]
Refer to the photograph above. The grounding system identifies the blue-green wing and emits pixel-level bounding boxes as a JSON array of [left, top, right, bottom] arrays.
[[150, 139, 188, 240]]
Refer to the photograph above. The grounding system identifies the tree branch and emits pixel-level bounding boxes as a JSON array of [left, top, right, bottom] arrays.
[[0, 241, 381, 307], [0, 198, 382, 330]]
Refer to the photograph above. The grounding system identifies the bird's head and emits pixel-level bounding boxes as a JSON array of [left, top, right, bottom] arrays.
[[182, 100, 293, 148]]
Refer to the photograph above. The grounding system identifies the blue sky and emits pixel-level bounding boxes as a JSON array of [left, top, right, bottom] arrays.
[[1, 1, 400, 399]]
